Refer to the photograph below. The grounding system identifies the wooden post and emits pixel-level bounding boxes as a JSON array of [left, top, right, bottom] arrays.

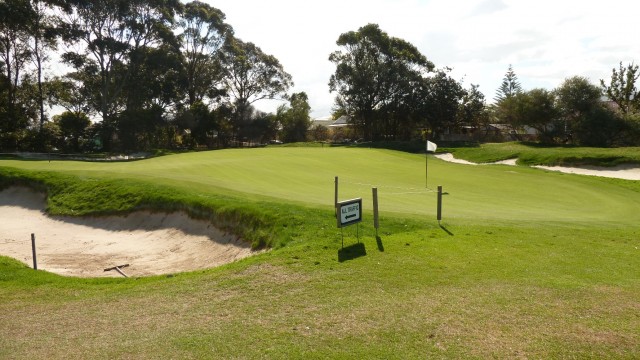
[[437, 186, 443, 223], [334, 176, 339, 218], [372, 187, 379, 235], [31, 233, 37, 270]]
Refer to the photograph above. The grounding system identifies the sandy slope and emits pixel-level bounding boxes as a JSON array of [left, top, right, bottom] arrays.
[[434, 153, 640, 180], [0, 187, 257, 278]]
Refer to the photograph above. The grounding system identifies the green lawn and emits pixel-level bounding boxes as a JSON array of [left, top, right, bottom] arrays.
[[2, 147, 639, 223], [1, 147, 639, 359]]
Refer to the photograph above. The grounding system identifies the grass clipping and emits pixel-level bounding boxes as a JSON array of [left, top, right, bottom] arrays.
[[0, 187, 257, 277]]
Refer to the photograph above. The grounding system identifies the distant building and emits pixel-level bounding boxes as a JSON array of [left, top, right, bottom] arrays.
[[329, 115, 350, 128], [308, 115, 352, 142], [311, 115, 334, 128]]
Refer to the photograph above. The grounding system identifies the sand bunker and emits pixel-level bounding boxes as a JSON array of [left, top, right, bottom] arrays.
[[434, 153, 640, 180], [533, 164, 640, 180], [0, 187, 257, 278], [434, 153, 518, 166]]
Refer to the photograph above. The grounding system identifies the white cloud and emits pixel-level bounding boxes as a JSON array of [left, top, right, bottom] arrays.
[[205, 0, 640, 116]]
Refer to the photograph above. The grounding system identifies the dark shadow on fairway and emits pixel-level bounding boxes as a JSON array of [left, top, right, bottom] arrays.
[[376, 236, 385, 252], [338, 242, 367, 262], [439, 224, 454, 236]]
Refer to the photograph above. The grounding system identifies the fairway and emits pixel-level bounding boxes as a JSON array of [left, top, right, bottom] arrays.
[[3, 147, 639, 224]]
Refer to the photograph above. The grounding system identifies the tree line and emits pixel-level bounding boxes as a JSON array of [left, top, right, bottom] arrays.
[[491, 63, 640, 146], [1, 0, 308, 153], [329, 24, 640, 147], [2, 4, 638, 154]]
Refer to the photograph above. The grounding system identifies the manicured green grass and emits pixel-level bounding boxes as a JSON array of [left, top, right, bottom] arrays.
[[444, 142, 640, 166], [2, 147, 639, 224], [1, 147, 639, 358]]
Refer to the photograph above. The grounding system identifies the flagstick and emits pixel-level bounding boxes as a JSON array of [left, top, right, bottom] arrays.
[[425, 140, 437, 189], [425, 149, 428, 189]]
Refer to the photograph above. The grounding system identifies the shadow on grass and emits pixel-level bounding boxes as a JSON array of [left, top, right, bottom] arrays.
[[376, 236, 384, 252], [338, 242, 367, 262], [439, 224, 454, 236]]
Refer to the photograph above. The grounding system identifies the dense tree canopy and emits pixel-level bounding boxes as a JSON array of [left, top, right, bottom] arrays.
[[179, 0, 231, 106], [420, 69, 467, 139], [501, 75, 637, 146], [279, 91, 311, 143], [219, 37, 292, 140], [329, 23, 434, 141], [0, 0, 299, 152], [0, 0, 33, 149], [511, 88, 560, 143], [0, 3, 638, 152]]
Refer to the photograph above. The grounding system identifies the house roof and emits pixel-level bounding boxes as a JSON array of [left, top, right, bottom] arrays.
[[311, 116, 334, 127], [329, 115, 350, 127]]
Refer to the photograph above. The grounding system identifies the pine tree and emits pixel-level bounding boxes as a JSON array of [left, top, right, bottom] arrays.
[[494, 64, 522, 102]]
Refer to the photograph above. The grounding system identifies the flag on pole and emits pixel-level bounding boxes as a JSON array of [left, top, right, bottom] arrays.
[[426, 140, 437, 153]]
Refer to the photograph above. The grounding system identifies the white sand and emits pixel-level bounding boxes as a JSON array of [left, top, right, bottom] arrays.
[[533, 164, 640, 180], [434, 153, 640, 180], [0, 187, 257, 278], [433, 153, 479, 165]]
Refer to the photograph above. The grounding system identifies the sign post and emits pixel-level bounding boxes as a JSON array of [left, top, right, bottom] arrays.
[[437, 185, 443, 224], [334, 176, 339, 218], [337, 198, 363, 248], [372, 188, 379, 237], [337, 198, 362, 228]]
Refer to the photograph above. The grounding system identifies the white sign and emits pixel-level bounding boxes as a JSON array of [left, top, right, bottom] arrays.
[[337, 198, 362, 228]]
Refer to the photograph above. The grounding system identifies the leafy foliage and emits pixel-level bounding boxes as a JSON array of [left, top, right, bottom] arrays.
[[278, 92, 311, 143], [511, 88, 561, 143], [220, 37, 292, 140], [600, 62, 640, 114], [2, 2, 639, 152], [51, 110, 90, 152], [179, 1, 231, 106], [329, 23, 434, 141]]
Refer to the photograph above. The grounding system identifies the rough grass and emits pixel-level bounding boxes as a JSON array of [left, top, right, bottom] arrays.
[[1, 222, 638, 359]]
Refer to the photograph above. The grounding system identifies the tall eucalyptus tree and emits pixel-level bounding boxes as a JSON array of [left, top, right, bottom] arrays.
[[329, 23, 433, 140], [179, 1, 232, 106]]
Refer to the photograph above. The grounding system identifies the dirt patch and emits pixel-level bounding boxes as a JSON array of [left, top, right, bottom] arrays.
[[0, 187, 258, 277]]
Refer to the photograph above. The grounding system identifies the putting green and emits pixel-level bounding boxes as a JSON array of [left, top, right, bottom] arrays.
[[2, 147, 639, 223]]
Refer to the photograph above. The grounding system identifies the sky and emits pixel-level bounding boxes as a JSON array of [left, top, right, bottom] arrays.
[[206, 0, 640, 118]]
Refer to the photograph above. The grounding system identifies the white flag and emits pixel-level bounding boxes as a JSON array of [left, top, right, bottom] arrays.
[[426, 140, 437, 153]]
